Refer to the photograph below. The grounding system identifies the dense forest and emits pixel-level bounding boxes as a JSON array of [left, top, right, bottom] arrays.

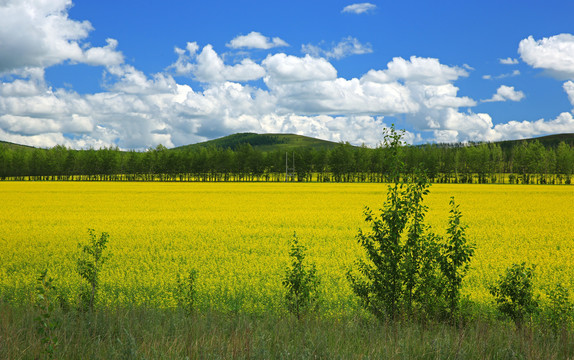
[[1, 137, 573, 184]]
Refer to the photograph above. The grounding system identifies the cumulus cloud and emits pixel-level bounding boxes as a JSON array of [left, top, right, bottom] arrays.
[[4, 2, 574, 149], [169, 42, 199, 75], [483, 85, 525, 102], [1, 51, 485, 148], [491, 112, 574, 141], [341, 3, 376, 14], [499, 57, 519, 65], [302, 37, 373, 59], [362, 56, 469, 85], [519, 34, 574, 79], [262, 54, 337, 83], [194, 45, 266, 82], [169, 44, 266, 83], [82, 38, 124, 66], [0, 0, 123, 73], [2, 24, 573, 150], [226, 31, 288, 50], [564, 81, 574, 106]]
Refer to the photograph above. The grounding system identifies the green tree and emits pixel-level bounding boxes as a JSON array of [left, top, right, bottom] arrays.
[[77, 229, 110, 312], [348, 126, 474, 322], [544, 283, 572, 334], [489, 262, 539, 328], [35, 269, 60, 359], [556, 141, 573, 184], [283, 233, 320, 320], [347, 126, 439, 320], [440, 197, 475, 319]]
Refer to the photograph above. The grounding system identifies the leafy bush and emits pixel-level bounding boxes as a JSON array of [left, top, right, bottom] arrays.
[[489, 262, 539, 328], [283, 232, 320, 319], [440, 197, 475, 320], [347, 126, 475, 322], [175, 269, 198, 316], [543, 283, 572, 334], [76, 229, 110, 312], [35, 269, 60, 358]]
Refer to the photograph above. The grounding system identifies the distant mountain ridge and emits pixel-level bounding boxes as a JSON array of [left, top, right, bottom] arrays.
[[2, 132, 574, 152]]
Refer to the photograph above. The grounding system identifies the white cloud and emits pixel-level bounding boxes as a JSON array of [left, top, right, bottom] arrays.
[[564, 81, 574, 106], [170, 42, 199, 75], [431, 111, 495, 143], [267, 77, 419, 116], [341, 3, 376, 14], [0, 0, 123, 73], [194, 45, 266, 83], [2, 34, 571, 150], [362, 56, 469, 85], [0, 51, 491, 148], [483, 70, 520, 80], [483, 85, 525, 102], [81, 38, 124, 66], [412, 83, 476, 109], [499, 57, 519, 65], [262, 54, 337, 83], [302, 37, 373, 59], [169, 44, 266, 83], [226, 31, 288, 50], [491, 112, 574, 141], [519, 34, 574, 79]]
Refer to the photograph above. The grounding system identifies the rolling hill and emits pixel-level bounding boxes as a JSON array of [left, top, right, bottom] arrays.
[[2, 132, 574, 152], [0, 140, 38, 151], [495, 133, 574, 151], [172, 133, 342, 152]]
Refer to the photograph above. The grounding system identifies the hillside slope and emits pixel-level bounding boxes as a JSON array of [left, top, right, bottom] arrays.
[[172, 133, 342, 152], [2, 132, 574, 152]]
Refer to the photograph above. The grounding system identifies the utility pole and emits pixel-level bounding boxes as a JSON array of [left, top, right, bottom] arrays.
[[285, 151, 288, 182], [285, 152, 295, 182]]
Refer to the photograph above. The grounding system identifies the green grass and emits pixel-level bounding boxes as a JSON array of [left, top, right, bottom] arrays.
[[2, 303, 573, 359]]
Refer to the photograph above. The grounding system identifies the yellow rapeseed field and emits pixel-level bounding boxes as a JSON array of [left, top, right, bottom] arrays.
[[0, 182, 573, 315]]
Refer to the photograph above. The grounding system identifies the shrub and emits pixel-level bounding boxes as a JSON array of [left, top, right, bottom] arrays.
[[489, 262, 539, 328], [347, 126, 475, 322], [175, 268, 198, 316], [283, 232, 320, 320], [543, 283, 572, 334], [440, 197, 475, 320], [35, 269, 60, 359], [76, 229, 110, 312]]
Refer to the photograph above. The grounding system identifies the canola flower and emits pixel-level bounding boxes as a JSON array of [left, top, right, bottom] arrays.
[[0, 182, 573, 315]]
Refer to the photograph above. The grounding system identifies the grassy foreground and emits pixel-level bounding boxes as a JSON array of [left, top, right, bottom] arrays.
[[2, 304, 574, 359]]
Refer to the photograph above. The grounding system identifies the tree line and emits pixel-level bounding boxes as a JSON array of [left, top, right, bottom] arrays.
[[0, 139, 573, 184]]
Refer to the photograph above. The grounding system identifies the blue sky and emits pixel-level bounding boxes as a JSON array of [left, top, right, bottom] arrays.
[[1, 0, 574, 149]]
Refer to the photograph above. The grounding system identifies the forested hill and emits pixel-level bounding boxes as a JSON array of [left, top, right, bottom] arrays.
[[175, 132, 574, 152], [2, 132, 574, 153], [496, 133, 574, 150], [173, 133, 341, 152], [0, 140, 37, 151]]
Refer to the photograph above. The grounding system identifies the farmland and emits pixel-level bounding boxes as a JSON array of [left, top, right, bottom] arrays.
[[1, 182, 573, 314]]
